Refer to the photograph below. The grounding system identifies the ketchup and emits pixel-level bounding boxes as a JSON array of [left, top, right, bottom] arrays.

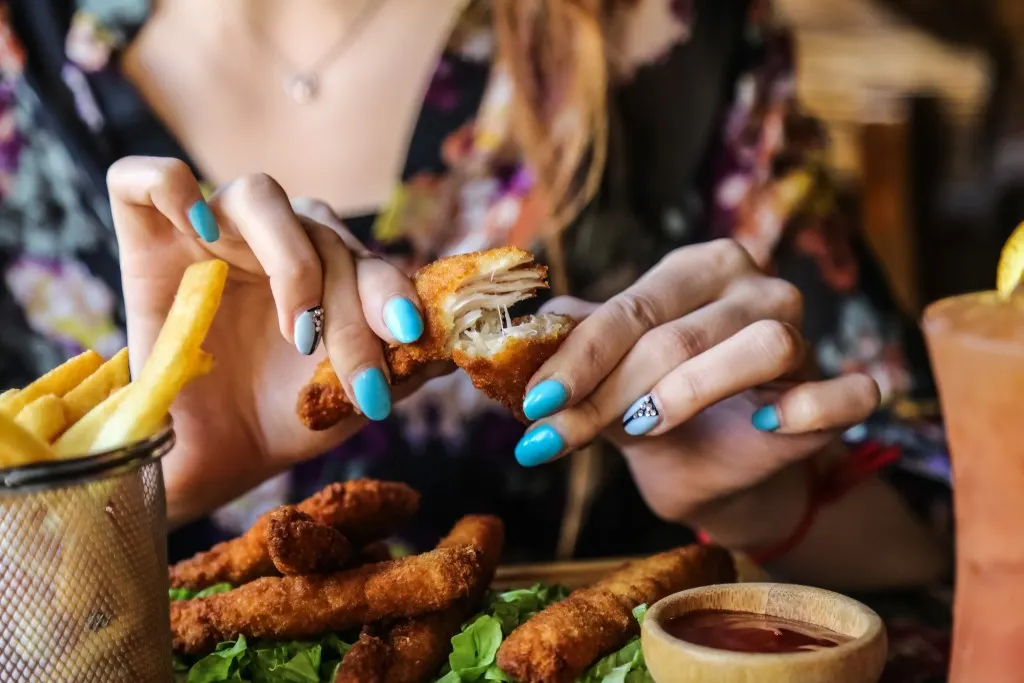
[[662, 610, 852, 654]]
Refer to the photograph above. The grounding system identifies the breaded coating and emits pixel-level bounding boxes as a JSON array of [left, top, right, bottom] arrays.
[[332, 516, 504, 683], [436, 514, 505, 599], [379, 515, 506, 683], [335, 630, 390, 683], [297, 479, 419, 545], [454, 315, 575, 422], [267, 507, 353, 576], [297, 247, 565, 431], [382, 611, 465, 683], [169, 479, 419, 590], [171, 546, 482, 656], [495, 545, 736, 683]]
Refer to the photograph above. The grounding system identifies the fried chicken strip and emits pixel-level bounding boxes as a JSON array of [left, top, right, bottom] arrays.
[[171, 545, 482, 656], [169, 479, 419, 590], [298, 247, 574, 430], [342, 515, 504, 683], [453, 314, 574, 422], [267, 507, 353, 576], [495, 545, 736, 683], [335, 631, 390, 683]]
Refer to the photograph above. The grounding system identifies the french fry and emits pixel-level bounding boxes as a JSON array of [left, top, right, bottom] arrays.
[[62, 348, 130, 424], [91, 260, 227, 452], [53, 386, 129, 459], [0, 411, 56, 468], [54, 347, 214, 459], [15, 395, 68, 443], [0, 388, 18, 415], [0, 350, 103, 417]]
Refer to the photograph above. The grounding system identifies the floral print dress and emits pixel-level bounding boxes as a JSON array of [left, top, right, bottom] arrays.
[[0, 1, 951, 680]]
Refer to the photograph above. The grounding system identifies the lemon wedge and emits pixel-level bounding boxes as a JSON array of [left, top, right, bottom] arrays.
[[997, 221, 1024, 297]]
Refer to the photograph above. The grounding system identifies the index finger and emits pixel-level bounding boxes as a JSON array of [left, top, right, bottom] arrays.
[[522, 240, 756, 420]]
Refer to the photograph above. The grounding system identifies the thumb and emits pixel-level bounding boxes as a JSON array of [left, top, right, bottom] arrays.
[[539, 296, 599, 320]]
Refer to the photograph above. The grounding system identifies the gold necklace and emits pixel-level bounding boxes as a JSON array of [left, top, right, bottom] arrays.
[[248, 0, 387, 104]]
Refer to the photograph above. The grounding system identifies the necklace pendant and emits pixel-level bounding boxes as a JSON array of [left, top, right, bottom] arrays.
[[286, 73, 319, 104]]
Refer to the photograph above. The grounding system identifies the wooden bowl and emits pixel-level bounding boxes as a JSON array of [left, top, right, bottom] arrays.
[[641, 583, 887, 683]]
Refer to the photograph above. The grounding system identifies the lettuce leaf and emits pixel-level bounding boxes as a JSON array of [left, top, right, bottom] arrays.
[[576, 605, 652, 683], [171, 583, 651, 683], [175, 632, 351, 683], [169, 583, 234, 601], [186, 637, 249, 683]]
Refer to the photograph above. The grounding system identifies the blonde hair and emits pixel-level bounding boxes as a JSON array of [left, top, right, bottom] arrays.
[[494, 1, 630, 232]]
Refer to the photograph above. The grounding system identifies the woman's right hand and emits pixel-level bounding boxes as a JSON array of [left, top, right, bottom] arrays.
[[107, 157, 432, 525]]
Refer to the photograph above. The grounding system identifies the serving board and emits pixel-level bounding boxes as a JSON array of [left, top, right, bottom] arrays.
[[492, 552, 769, 590]]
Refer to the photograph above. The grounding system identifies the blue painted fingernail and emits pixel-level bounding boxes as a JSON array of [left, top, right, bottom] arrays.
[[515, 425, 564, 467], [752, 405, 780, 432], [352, 368, 391, 421], [523, 380, 568, 421], [187, 199, 219, 243], [622, 395, 661, 436], [383, 297, 424, 344]]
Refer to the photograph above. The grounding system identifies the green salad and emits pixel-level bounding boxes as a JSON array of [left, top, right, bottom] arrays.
[[170, 584, 653, 683]]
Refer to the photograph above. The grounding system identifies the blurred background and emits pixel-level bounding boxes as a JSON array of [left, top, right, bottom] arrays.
[[779, 0, 1024, 308]]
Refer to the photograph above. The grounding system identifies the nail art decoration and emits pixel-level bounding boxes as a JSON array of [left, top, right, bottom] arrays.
[[294, 306, 324, 356], [622, 394, 661, 436]]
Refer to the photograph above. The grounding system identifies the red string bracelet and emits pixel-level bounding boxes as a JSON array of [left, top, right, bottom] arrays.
[[696, 441, 901, 565]]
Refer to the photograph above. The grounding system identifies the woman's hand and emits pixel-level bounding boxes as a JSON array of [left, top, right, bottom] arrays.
[[517, 239, 880, 544], [108, 157, 433, 525]]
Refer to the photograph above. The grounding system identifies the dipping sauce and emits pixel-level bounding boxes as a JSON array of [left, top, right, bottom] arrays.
[[662, 610, 853, 654]]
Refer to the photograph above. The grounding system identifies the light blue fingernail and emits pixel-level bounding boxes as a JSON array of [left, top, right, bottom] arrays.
[[523, 380, 568, 421], [383, 297, 424, 344], [752, 405, 780, 432], [352, 368, 391, 421], [293, 307, 323, 356], [515, 425, 564, 467], [187, 199, 219, 243], [622, 395, 661, 436]]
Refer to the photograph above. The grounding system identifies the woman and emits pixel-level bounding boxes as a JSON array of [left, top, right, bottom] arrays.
[[1, 0, 951, 598]]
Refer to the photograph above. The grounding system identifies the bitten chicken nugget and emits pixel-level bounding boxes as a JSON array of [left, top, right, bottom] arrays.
[[266, 507, 353, 576], [171, 546, 481, 656], [453, 315, 574, 422], [169, 479, 419, 590], [495, 545, 736, 683], [298, 248, 572, 430]]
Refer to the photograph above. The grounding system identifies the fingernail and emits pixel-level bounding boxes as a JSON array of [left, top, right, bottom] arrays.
[[352, 368, 391, 421], [515, 425, 564, 467], [293, 306, 324, 355], [752, 405, 780, 432], [622, 395, 661, 436], [187, 199, 220, 242], [523, 380, 568, 421], [383, 297, 424, 344]]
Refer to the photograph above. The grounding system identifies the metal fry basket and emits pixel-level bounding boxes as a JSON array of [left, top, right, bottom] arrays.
[[0, 426, 175, 682]]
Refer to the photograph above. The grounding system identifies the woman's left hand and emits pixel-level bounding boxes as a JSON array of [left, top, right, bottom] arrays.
[[516, 239, 880, 531]]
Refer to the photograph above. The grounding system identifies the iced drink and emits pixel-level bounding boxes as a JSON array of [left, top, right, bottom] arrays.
[[924, 291, 1024, 682]]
